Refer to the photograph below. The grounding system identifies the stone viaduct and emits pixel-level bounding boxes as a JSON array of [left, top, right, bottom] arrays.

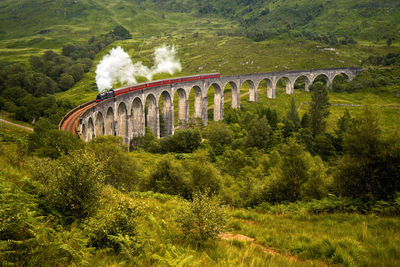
[[78, 67, 362, 144]]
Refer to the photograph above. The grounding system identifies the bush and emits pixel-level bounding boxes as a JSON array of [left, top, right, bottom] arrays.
[[89, 136, 140, 192], [34, 149, 105, 221], [85, 187, 141, 252], [148, 155, 189, 197], [160, 128, 201, 153], [178, 192, 226, 245]]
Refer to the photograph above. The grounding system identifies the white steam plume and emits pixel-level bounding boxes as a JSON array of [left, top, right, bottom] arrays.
[[96, 45, 181, 92], [95, 47, 137, 91]]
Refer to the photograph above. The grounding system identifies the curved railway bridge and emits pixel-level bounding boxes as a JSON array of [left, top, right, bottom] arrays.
[[59, 67, 362, 144]]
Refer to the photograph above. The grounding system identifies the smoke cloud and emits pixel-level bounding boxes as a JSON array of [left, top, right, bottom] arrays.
[[96, 45, 181, 91]]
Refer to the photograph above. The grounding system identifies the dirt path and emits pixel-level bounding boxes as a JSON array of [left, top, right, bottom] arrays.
[[219, 232, 297, 261], [0, 119, 33, 132]]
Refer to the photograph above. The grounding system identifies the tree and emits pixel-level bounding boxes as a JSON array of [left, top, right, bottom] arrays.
[[286, 96, 300, 129], [112, 25, 132, 40], [59, 73, 75, 90], [66, 64, 84, 82], [269, 138, 310, 202], [300, 112, 310, 128], [178, 191, 226, 245], [245, 116, 271, 149], [148, 155, 188, 196], [37, 149, 105, 221], [205, 122, 233, 154], [334, 107, 400, 200], [89, 136, 140, 192], [310, 82, 330, 136], [160, 128, 201, 153]]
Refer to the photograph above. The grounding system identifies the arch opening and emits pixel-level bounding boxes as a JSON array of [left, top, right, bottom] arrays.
[[223, 81, 239, 108], [145, 94, 159, 137], [332, 73, 350, 92], [132, 97, 144, 137], [87, 118, 94, 141], [257, 78, 274, 99], [189, 86, 202, 119], [159, 91, 173, 137], [276, 77, 293, 95], [294, 75, 311, 92], [240, 80, 256, 102], [105, 107, 115, 136], [207, 83, 223, 121], [174, 88, 188, 128], [312, 74, 330, 89], [81, 124, 86, 141], [95, 112, 104, 137], [117, 102, 128, 141]]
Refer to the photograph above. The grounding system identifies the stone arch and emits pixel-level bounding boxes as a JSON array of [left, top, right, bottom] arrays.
[[105, 107, 115, 136], [87, 117, 94, 141], [189, 86, 203, 118], [208, 83, 223, 121], [95, 112, 104, 137], [241, 80, 256, 101], [132, 97, 145, 137], [160, 91, 173, 136], [81, 123, 86, 141], [333, 72, 350, 81], [117, 102, 128, 141], [312, 73, 331, 88], [276, 76, 293, 95], [174, 88, 188, 127], [223, 81, 239, 108], [294, 75, 312, 92], [257, 78, 275, 99], [145, 94, 159, 137]]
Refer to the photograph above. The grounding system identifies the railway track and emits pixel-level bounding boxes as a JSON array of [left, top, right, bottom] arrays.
[[59, 101, 96, 135]]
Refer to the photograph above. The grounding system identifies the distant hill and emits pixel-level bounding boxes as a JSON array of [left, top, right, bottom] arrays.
[[1, 0, 399, 43]]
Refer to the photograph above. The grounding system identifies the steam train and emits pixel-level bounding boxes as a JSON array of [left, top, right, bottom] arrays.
[[96, 73, 220, 102]]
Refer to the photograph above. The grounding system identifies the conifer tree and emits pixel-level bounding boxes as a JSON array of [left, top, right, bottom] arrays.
[[310, 82, 330, 136], [286, 96, 300, 129]]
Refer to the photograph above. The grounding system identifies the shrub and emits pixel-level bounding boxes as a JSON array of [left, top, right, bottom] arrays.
[[35, 149, 105, 221], [85, 187, 141, 253], [177, 192, 226, 245], [148, 155, 189, 197], [89, 136, 140, 192], [160, 128, 201, 153]]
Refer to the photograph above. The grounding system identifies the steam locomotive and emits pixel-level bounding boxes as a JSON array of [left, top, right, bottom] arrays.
[[96, 73, 220, 102]]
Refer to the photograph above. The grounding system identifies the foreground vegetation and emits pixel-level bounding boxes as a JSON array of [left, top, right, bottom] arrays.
[[2, 63, 400, 265]]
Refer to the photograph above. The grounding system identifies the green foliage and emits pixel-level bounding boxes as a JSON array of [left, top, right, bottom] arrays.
[[178, 192, 226, 245], [268, 138, 330, 202], [334, 107, 400, 200], [364, 52, 400, 66], [310, 82, 330, 136], [148, 155, 188, 197], [85, 187, 141, 252], [245, 116, 271, 149], [33, 149, 105, 221], [28, 119, 83, 159], [88, 136, 140, 192], [286, 97, 300, 130], [131, 126, 161, 152], [203, 121, 233, 155], [160, 128, 201, 153]]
